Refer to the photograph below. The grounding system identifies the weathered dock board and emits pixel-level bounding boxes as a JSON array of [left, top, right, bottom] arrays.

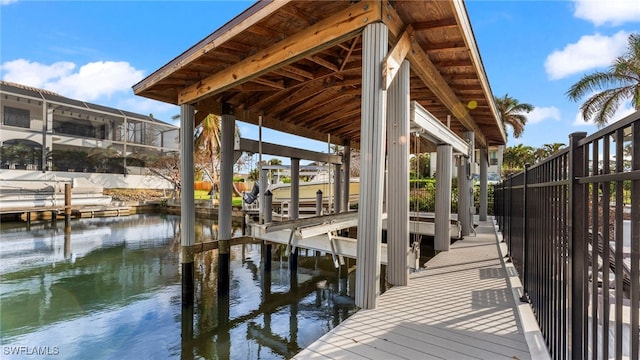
[[293, 219, 549, 360]]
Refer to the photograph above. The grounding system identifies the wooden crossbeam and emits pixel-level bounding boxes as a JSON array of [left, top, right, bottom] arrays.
[[382, 26, 414, 90], [178, 1, 381, 105]]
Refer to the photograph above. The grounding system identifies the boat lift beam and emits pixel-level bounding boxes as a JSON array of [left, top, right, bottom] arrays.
[[236, 138, 342, 164], [410, 101, 469, 155]]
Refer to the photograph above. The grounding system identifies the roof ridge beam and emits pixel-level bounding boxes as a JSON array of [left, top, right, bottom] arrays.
[[178, 1, 382, 105]]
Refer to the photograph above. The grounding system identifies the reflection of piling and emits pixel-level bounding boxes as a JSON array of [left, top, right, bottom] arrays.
[[64, 183, 71, 227], [181, 286, 194, 360], [218, 240, 230, 296], [263, 242, 272, 271], [64, 222, 71, 259], [217, 293, 231, 359]]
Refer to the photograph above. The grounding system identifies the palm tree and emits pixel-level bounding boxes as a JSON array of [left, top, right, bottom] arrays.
[[567, 33, 640, 127], [534, 143, 566, 163], [503, 144, 535, 170], [494, 94, 534, 139]]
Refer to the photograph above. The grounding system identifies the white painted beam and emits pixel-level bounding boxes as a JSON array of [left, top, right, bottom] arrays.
[[410, 101, 468, 155], [237, 138, 342, 164]]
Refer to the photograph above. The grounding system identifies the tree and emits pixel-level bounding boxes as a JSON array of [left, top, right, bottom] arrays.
[[502, 144, 535, 171], [533, 143, 565, 163], [494, 94, 534, 138], [567, 33, 640, 127]]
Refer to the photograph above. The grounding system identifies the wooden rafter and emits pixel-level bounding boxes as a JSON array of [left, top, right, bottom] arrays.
[[408, 43, 486, 146], [339, 37, 359, 72], [306, 55, 343, 80], [133, 0, 292, 96], [382, 2, 487, 146], [178, 1, 380, 105], [413, 18, 458, 31], [270, 77, 361, 115], [251, 77, 285, 90]]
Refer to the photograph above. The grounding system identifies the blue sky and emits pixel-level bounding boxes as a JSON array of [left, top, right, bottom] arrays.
[[1, 0, 639, 156]]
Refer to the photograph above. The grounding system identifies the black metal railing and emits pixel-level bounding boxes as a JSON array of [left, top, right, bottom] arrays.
[[495, 110, 639, 360]]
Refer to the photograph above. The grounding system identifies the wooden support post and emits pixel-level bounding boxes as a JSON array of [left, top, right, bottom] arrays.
[[435, 144, 452, 251], [386, 60, 410, 286], [479, 147, 488, 221], [218, 112, 235, 296], [64, 183, 71, 226], [180, 103, 195, 306], [356, 22, 388, 309]]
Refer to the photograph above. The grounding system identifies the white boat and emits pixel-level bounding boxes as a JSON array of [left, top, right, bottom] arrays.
[[0, 177, 112, 211], [242, 167, 359, 219]]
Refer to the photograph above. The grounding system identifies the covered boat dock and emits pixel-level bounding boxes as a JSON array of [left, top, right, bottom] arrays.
[[133, 0, 506, 311]]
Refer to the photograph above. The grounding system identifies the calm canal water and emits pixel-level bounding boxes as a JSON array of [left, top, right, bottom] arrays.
[[0, 214, 357, 359]]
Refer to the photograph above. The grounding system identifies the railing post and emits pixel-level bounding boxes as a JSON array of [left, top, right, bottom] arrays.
[[521, 163, 531, 303], [568, 131, 587, 359]]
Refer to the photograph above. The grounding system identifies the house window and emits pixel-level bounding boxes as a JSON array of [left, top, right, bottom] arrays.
[[3, 106, 30, 128], [490, 151, 498, 166]]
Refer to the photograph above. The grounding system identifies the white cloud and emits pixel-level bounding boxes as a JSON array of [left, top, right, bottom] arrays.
[[545, 31, 628, 80], [1, 0, 18, 5], [573, 0, 640, 26], [0, 59, 144, 102], [528, 106, 561, 124], [572, 103, 635, 127]]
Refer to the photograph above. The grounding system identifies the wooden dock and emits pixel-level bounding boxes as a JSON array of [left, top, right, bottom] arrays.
[[294, 218, 549, 360]]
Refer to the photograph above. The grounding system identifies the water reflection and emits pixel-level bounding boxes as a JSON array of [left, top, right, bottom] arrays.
[[1, 214, 357, 359]]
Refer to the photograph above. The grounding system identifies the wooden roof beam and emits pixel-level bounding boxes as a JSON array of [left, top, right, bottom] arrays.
[[306, 55, 343, 80], [272, 68, 306, 82], [413, 18, 458, 31], [382, 2, 487, 146], [382, 25, 414, 90], [424, 40, 467, 52], [251, 77, 285, 90], [282, 65, 314, 80], [178, 1, 381, 105], [194, 98, 348, 146], [133, 0, 292, 96], [407, 45, 486, 147], [339, 37, 360, 72]]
